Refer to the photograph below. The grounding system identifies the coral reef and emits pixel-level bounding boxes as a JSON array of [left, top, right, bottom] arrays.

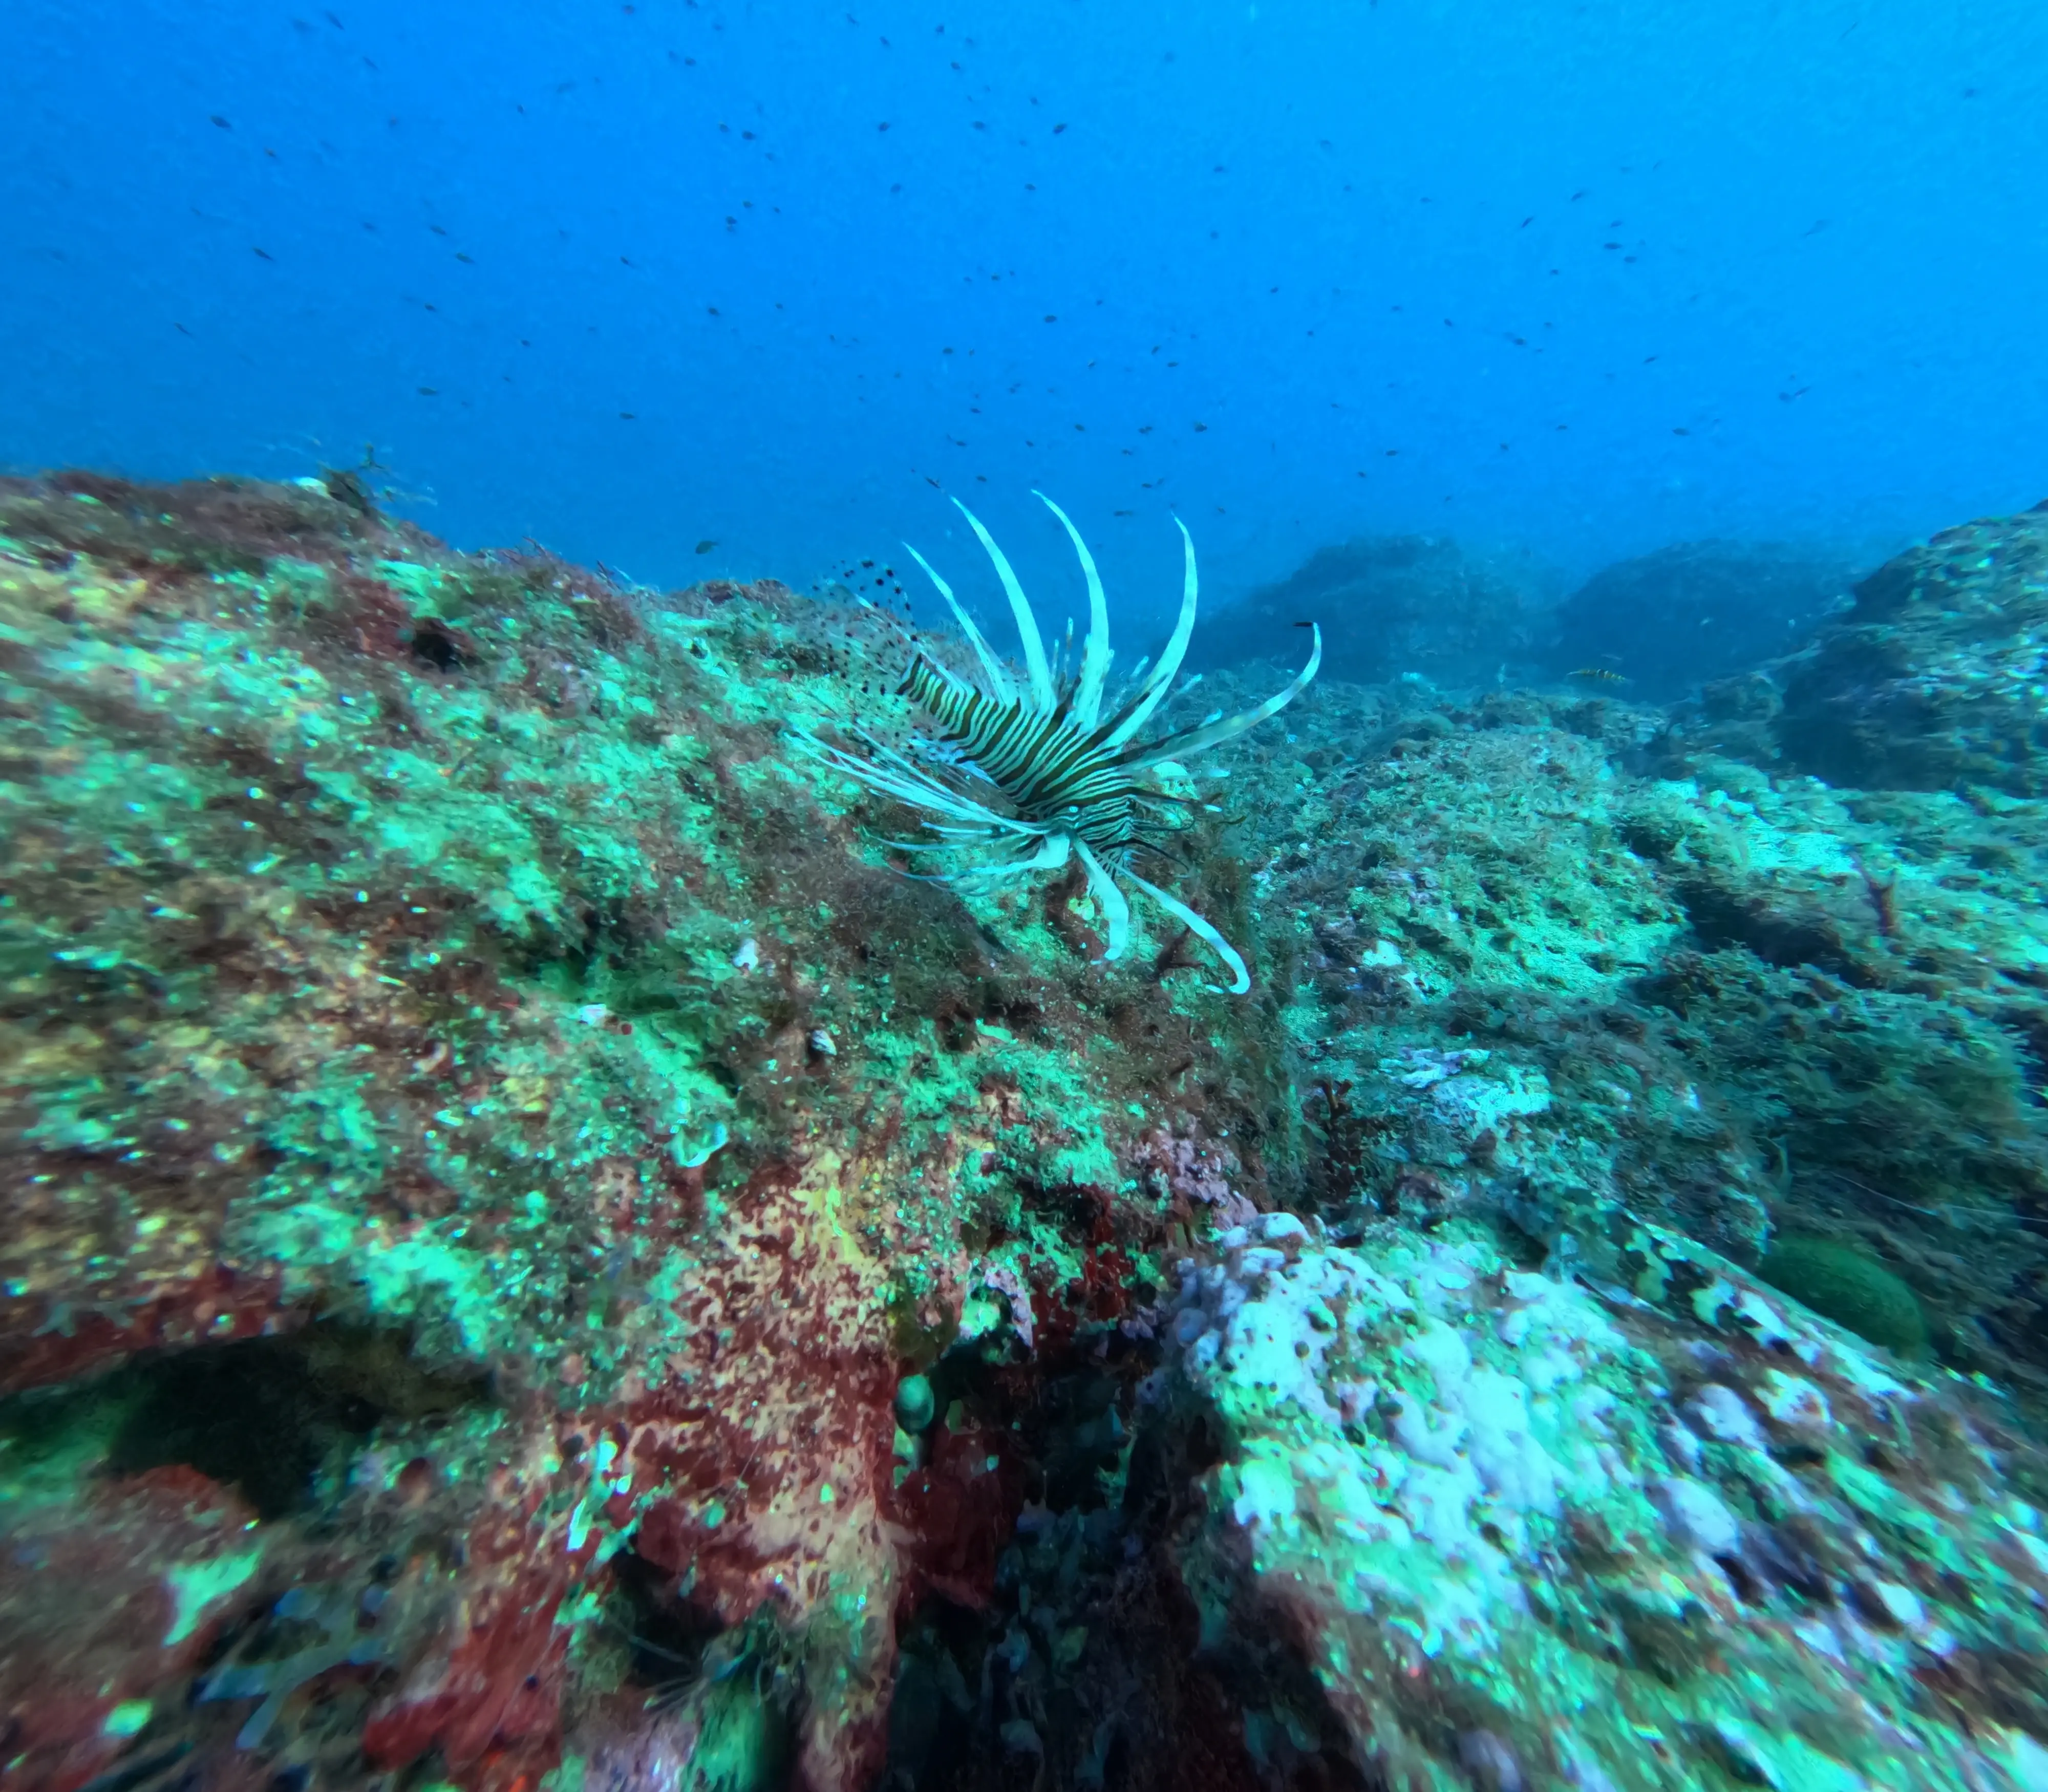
[[4, 472, 2047, 1792]]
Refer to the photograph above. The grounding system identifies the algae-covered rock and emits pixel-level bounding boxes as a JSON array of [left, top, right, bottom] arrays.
[[5, 470, 2048, 1792], [0, 473, 1294, 1791], [1167, 1214, 2048, 1791], [1778, 500, 2048, 794], [1220, 644, 2048, 1392], [892, 1372, 936, 1434], [1758, 1235, 1927, 1353]]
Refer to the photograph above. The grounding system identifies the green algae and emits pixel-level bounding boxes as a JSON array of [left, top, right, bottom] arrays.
[[2, 475, 1328, 1784], [1759, 1236, 1927, 1354]]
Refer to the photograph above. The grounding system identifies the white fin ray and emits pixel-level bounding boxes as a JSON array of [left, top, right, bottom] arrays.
[[1032, 490, 1112, 728], [794, 729, 1039, 834], [1101, 517, 1200, 748], [1076, 841, 1132, 962], [1124, 625, 1322, 769], [951, 497, 1055, 710], [955, 834, 1073, 884], [1125, 869, 1252, 994], [905, 544, 1013, 701]]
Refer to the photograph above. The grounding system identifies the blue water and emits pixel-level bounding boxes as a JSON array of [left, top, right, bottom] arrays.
[[6, 0, 2046, 623]]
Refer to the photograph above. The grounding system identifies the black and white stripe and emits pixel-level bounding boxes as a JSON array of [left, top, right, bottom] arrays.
[[900, 655, 1170, 857]]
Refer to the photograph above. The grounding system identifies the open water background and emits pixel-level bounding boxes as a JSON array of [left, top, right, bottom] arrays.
[[5, 0, 2046, 633]]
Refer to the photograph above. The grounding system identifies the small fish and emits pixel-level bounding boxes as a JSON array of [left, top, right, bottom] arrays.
[[695, 539, 717, 554], [1568, 667, 1630, 685]]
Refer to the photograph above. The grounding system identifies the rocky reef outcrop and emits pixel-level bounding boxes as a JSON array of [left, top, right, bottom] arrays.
[[0, 471, 1294, 1792], [3, 473, 2046, 1792], [1544, 540, 1852, 703], [1192, 534, 1546, 690], [1170, 1211, 2048, 1792], [1773, 501, 2048, 794]]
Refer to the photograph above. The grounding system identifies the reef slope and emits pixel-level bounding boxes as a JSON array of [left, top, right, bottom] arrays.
[[2, 475, 2045, 1792]]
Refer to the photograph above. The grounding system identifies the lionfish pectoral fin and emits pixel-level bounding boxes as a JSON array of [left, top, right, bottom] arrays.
[[1075, 841, 1132, 962], [792, 726, 1033, 834], [1125, 623, 1321, 769], [956, 835, 1073, 885], [1124, 869, 1252, 995]]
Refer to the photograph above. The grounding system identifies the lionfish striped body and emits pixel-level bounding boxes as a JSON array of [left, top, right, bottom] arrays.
[[897, 654, 1163, 859], [802, 494, 1320, 994]]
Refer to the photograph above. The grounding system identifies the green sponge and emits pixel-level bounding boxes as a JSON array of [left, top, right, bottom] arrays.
[[1758, 1238, 1927, 1355]]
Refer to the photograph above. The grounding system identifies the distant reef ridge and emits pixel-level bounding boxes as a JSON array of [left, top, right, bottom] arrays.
[[1193, 530, 1860, 710], [1662, 495, 2048, 794], [1776, 499, 2048, 793], [1190, 531, 1550, 690], [1544, 538, 1856, 702]]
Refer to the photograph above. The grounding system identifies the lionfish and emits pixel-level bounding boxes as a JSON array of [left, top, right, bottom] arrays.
[[802, 493, 1320, 993]]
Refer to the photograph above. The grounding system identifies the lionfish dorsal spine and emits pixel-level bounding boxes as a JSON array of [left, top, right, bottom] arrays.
[[950, 496, 1056, 709], [1032, 489, 1114, 728], [1100, 516, 1200, 749], [906, 542, 1013, 702]]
